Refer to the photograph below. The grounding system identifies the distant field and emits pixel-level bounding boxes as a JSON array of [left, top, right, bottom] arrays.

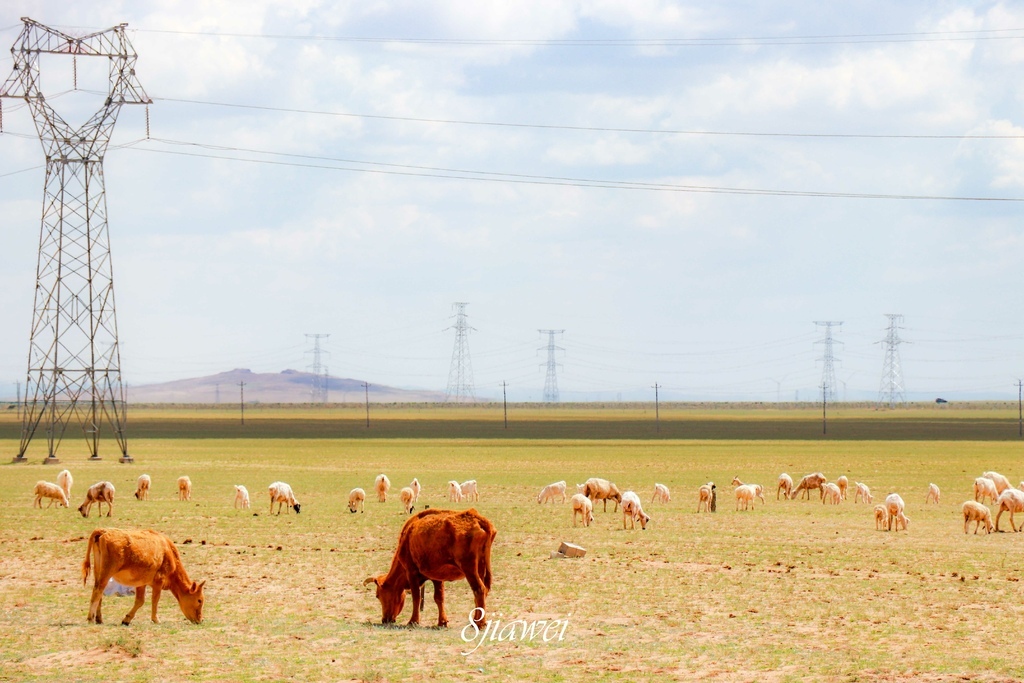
[[2, 405, 1024, 681]]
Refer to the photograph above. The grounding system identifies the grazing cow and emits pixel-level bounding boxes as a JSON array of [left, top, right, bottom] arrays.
[[348, 487, 366, 513], [375, 474, 391, 503], [582, 477, 622, 512], [995, 488, 1024, 532], [925, 483, 940, 505], [34, 481, 68, 508], [448, 480, 463, 502], [81, 528, 205, 625], [538, 480, 567, 504], [621, 491, 650, 530], [792, 473, 827, 500], [57, 469, 73, 501], [652, 483, 671, 504], [410, 478, 421, 503], [268, 481, 300, 514], [571, 493, 594, 527], [460, 480, 479, 503], [364, 508, 496, 628], [134, 474, 151, 501], [777, 473, 794, 500], [79, 481, 115, 518], [234, 485, 250, 509], [177, 476, 192, 502], [400, 486, 416, 514]]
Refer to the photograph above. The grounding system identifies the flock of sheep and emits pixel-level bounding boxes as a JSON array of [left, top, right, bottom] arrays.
[[30, 466, 1024, 536]]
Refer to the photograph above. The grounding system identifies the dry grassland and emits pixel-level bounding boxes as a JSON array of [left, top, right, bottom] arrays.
[[1, 409, 1024, 681]]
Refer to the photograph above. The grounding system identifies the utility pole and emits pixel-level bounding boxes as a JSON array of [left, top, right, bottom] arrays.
[[821, 384, 828, 435], [363, 382, 370, 428], [2, 19, 149, 464], [500, 381, 509, 429], [814, 321, 843, 405], [445, 303, 476, 403], [305, 334, 330, 403], [539, 330, 565, 403], [878, 314, 907, 408], [652, 383, 661, 433], [215, 383, 220, 405], [1018, 379, 1022, 438], [239, 382, 245, 426]]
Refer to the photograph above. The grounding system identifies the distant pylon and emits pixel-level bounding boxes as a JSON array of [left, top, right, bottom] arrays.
[[445, 303, 475, 402], [814, 321, 843, 403], [2, 19, 150, 463], [305, 334, 330, 403], [539, 330, 565, 403], [878, 314, 906, 408]]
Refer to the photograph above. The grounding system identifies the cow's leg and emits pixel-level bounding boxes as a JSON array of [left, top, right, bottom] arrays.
[[430, 580, 447, 627], [88, 583, 106, 623], [461, 563, 488, 626], [150, 584, 162, 623], [405, 569, 423, 626], [122, 585, 146, 626]]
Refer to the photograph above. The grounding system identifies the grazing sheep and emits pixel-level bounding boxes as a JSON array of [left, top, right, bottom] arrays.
[[982, 471, 1012, 495], [974, 477, 998, 505], [994, 488, 1024, 532], [735, 484, 761, 511], [268, 481, 300, 515], [575, 483, 586, 494], [854, 482, 872, 504], [963, 500, 994, 534], [652, 483, 671, 504], [348, 487, 366, 513], [925, 483, 940, 505], [582, 477, 622, 512], [177, 476, 192, 502], [822, 482, 842, 505], [571, 493, 594, 527], [134, 474, 151, 501], [537, 481, 567, 504], [460, 480, 479, 502], [400, 486, 416, 514], [836, 475, 849, 501], [777, 473, 794, 500], [409, 478, 421, 503], [374, 474, 391, 503], [34, 481, 69, 508], [234, 485, 250, 509], [874, 504, 889, 530], [792, 472, 828, 501], [448, 480, 463, 502], [697, 483, 715, 513], [57, 469, 73, 501], [79, 481, 115, 518], [885, 493, 909, 531], [621, 491, 651, 530]]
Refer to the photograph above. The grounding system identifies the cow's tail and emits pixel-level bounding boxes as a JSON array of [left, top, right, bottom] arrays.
[[82, 529, 102, 585]]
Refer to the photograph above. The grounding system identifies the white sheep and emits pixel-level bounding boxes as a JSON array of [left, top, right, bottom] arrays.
[[571, 493, 594, 527], [651, 483, 670, 504], [696, 482, 715, 513], [836, 475, 849, 501], [348, 487, 366, 513], [134, 474, 151, 501], [735, 484, 761, 511], [399, 486, 416, 514], [822, 482, 842, 505], [925, 483, 940, 505], [974, 477, 998, 505], [460, 480, 479, 502], [885, 493, 909, 531], [994, 488, 1024, 532], [537, 480, 567, 504], [234, 484, 250, 509], [962, 500, 994, 534], [621, 491, 651, 530], [78, 481, 115, 518], [33, 481, 68, 508], [268, 481, 300, 514], [873, 504, 889, 530], [374, 474, 390, 502], [177, 476, 192, 501], [854, 482, 872, 504], [409, 478, 421, 503], [448, 480, 463, 502], [56, 469, 73, 501], [777, 473, 794, 500], [982, 471, 1012, 495]]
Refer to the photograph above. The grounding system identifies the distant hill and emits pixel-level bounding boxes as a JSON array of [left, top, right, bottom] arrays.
[[128, 369, 447, 404]]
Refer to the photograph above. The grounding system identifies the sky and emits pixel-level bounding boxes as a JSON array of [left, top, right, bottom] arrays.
[[0, 1, 1022, 403]]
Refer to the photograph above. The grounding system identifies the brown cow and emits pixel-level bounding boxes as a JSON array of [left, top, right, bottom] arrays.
[[364, 508, 496, 628], [81, 528, 205, 625]]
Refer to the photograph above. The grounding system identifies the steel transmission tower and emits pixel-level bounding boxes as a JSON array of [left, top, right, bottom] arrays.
[[814, 321, 843, 404], [305, 334, 330, 403], [878, 314, 907, 408], [2, 19, 149, 463], [445, 303, 475, 402], [539, 330, 565, 403]]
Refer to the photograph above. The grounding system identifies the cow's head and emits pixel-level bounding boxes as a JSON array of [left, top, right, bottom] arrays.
[[177, 580, 206, 624], [364, 575, 404, 624]]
